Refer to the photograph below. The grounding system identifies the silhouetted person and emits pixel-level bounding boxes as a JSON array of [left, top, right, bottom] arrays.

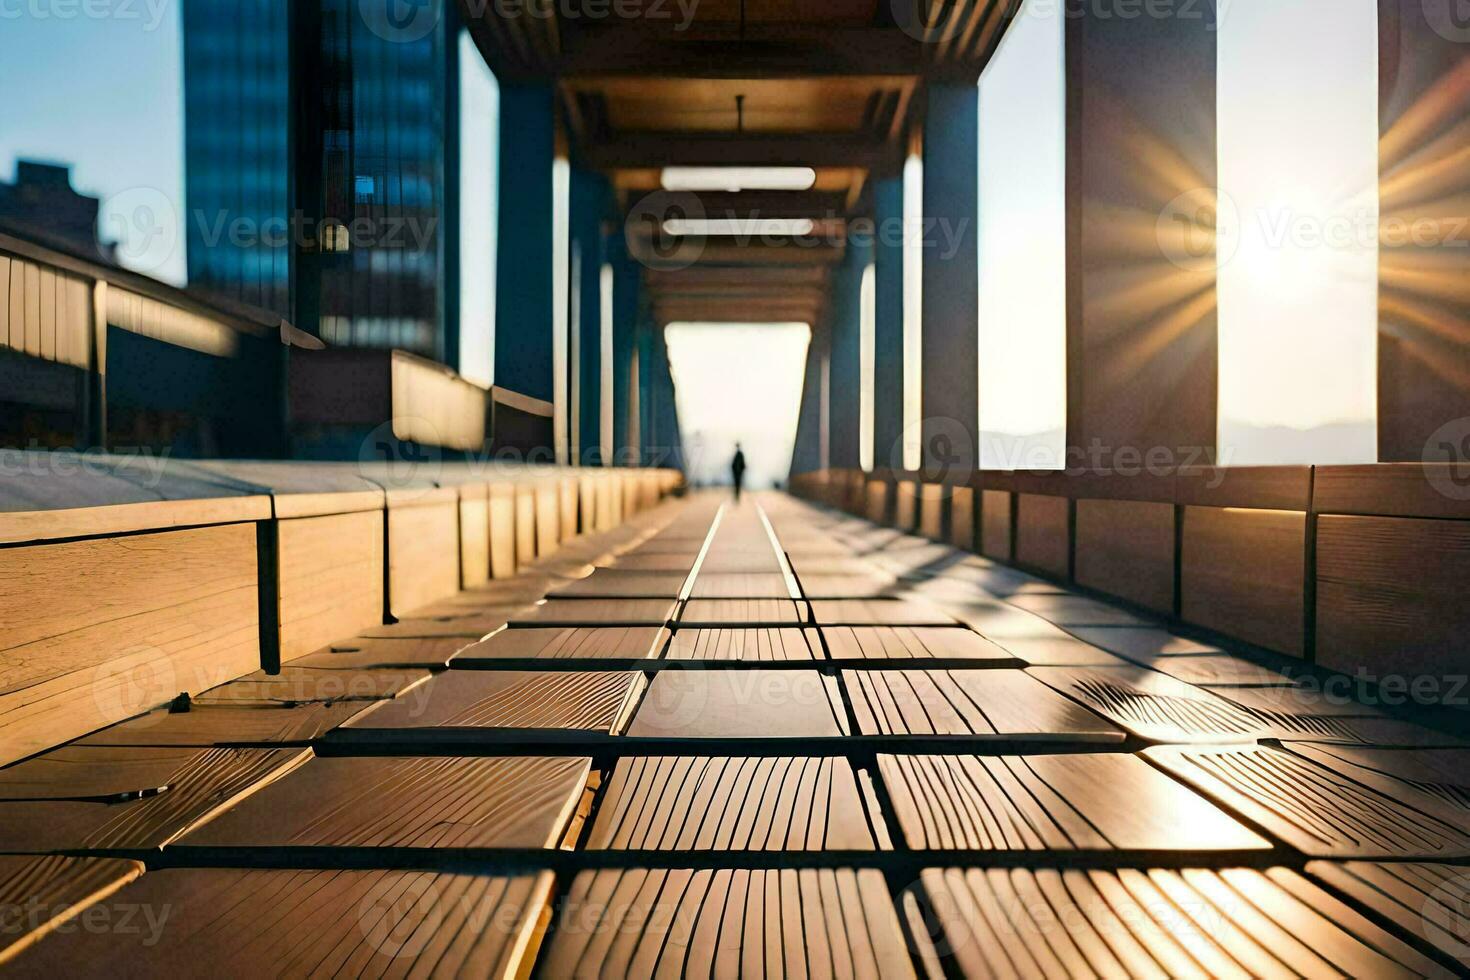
[[731, 444, 747, 503]]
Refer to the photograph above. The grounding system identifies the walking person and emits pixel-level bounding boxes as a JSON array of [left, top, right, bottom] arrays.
[[731, 444, 747, 503]]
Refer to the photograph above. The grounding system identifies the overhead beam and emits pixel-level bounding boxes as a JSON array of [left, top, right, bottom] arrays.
[[585, 133, 894, 170], [554, 25, 928, 77]]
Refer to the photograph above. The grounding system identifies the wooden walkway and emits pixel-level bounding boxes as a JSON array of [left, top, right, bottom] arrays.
[[4, 491, 1470, 976]]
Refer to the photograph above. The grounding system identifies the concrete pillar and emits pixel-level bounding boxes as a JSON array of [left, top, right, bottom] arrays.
[[828, 235, 870, 470], [920, 84, 980, 475], [1066, 4, 1220, 467], [493, 84, 555, 403], [872, 176, 906, 471]]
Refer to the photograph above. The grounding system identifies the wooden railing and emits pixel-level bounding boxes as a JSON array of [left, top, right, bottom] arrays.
[[0, 457, 682, 767], [792, 464, 1469, 685]]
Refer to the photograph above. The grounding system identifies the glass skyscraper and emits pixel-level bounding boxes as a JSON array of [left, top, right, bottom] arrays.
[[183, 0, 475, 364]]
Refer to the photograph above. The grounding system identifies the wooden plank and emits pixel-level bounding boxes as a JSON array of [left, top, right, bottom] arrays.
[[515, 485, 536, 567], [8, 868, 553, 976], [627, 669, 849, 738], [1073, 498, 1175, 614], [1306, 861, 1470, 969], [192, 666, 430, 707], [0, 255, 9, 346], [550, 570, 686, 598], [535, 481, 560, 556], [22, 260, 39, 356], [1315, 514, 1470, 684], [587, 756, 878, 851], [689, 572, 792, 598], [1180, 505, 1306, 656], [1028, 664, 1273, 743], [293, 635, 475, 669], [1175, 465, 1312, 510], [459, 493, 490, 587], [1283, 744, 1470, 815], [808, 598, 954, 626], [865, 479, 889, 524], [912, 866, 1440, 979], [559, 477, 578, 541], [36, 265, 55, 361], [1006, 593, 1150, 627], [892, 479, 918, 531], [917, 483, 945, 540], [0, 856, 144, 968], [453, 626, 667, 662], [0, 523, 262, 767], [386, 496, 460, 617], [1314, 464, 1470, 520], [7, 258, 23, 351], [178, 755, 592, 850], [274, 510, 384, 664], [339, 670, 645, 738], [796, 572, 900, 598], [981, 489, 1012, 560], [0, 745, 310, 851], [822, 626, 1017, 663], [1015, 493, 1070, 578], [543, 868, 915, 979], [679, 598, 806, 625], [843, 669, 1122, 742], [513, 598, 676, 626], [664, 628, 818, 661], [488, 482, 517, 579], [75, 699, 380, 747], [879, 753, 1266, 852], [950, 486, 975, 551], [1147, 744, 1470, 859]]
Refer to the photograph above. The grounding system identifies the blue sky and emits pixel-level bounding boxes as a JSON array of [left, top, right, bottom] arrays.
[[0, 5, 186, 283]]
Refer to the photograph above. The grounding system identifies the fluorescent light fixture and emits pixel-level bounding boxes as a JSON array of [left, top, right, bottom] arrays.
[[662, 217, 815, 237], [660, 167, 817, 193]]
